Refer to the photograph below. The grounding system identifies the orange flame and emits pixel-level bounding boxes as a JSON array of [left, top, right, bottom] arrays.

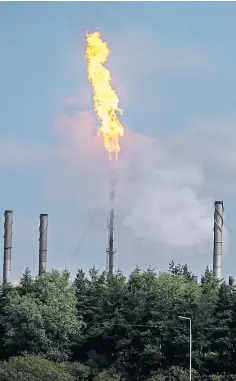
[[85, 31, 124, 161]]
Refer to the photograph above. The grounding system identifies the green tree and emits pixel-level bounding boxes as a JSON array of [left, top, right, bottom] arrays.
[[2, 263, 230, 380], [73, 266, 206, 380], [228, 288, 236, 373], [210, 282, 233, 373], [0, 355, 74, 381], [166, 366, 200, 381], [192, 268, 220, 372], [17, 268, 34, 296], [0, 282, 17, 360], [0, 270, 83, 361], [73, 267, 108, 368], [147, 373, 166, 381], [61, 362, 91, 380], [168, 261, 193, 280], [94, 368, 123, 381]]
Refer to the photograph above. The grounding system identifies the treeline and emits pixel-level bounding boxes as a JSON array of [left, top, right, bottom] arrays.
[[0, 262, 236, 380]]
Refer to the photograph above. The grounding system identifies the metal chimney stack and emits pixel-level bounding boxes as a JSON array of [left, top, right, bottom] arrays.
[[3, 210, 13, 284], [229, 276, 235, 287], [213, 201, 224, 279], [192, 275, 198, 284], [106, 207, 116, 275], [106, 168, 116, 276], [39, 214, 48, 275]]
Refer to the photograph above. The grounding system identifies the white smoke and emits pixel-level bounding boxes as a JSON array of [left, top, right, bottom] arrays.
[[115, 130, 213, 251], [46, 112, 233, 259]]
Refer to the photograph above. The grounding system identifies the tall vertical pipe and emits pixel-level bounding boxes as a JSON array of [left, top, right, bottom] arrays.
[[106, 168, 116, 275], [192, 275, 198, 284], [3, 210, 13, 284], [213, 201, 224, 279], [39, 214, 48, 275], [107, 207, 115, 275]]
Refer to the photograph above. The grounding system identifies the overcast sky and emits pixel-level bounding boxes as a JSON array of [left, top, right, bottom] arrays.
[[0, 2, 235, 281]]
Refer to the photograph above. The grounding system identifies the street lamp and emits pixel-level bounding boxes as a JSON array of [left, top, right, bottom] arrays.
[[178, 316, 192, 381]]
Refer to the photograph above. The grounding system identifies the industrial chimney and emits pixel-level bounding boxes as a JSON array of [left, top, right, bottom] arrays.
[[106, 207, 116, 275], [106, 169, 116, 276], [39, 214, 48, 275], [192, 275, 198, 284], [3, 210, 13, 284], [213, 201, 224, 279]]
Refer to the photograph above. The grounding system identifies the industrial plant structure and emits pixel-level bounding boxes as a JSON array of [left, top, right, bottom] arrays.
[[2, 212, 49, 284], [3, 210, 13, 284], [1, 201, 235, 285], [39, 214, 48, 275], [213, 201, 224, 279], [106, 167, 117, 276]]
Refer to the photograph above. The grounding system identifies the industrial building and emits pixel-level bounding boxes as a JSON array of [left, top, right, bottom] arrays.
[[1, 201, 235, 286]]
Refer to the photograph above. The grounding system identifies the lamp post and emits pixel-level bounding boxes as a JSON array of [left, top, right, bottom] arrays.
[[178, 316, 192, 381]]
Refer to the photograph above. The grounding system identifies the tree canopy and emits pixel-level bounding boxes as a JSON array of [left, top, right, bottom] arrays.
[[0, 262, 236, 380]]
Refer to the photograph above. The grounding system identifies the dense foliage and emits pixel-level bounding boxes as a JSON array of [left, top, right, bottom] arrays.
[[0, 263, 236, 380]]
